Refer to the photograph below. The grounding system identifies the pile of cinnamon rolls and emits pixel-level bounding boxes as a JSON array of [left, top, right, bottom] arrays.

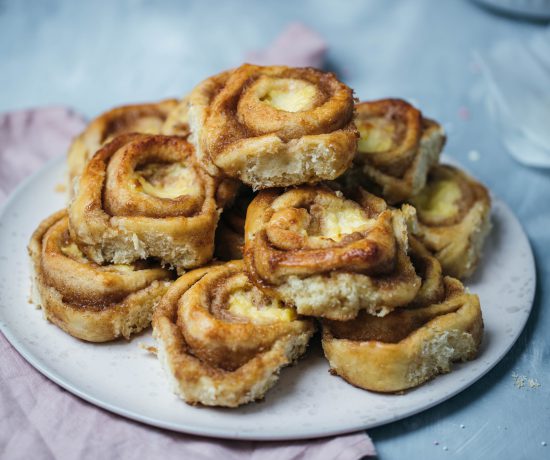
[[29, 64, 491, 407]]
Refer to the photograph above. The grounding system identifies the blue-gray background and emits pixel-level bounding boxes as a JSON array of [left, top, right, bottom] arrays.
[[1, 1, 549, 458]]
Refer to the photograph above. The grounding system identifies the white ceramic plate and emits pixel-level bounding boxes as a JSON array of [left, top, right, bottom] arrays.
[[0, 156, 536, 441]]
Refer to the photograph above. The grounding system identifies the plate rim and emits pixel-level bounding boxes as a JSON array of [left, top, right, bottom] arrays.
[[0, 155, 537, 441]]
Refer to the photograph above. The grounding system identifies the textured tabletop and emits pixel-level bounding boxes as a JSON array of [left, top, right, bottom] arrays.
[[1, 1, 549, 458]]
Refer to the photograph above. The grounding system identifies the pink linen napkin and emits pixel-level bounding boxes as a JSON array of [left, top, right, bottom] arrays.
[[245, 22, 327, 68], [0, 107, 375, 459], [0, 107, 85, 201]]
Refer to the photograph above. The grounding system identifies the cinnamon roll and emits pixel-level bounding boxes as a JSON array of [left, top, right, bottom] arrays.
[[408, 164, 491, 279], [188, 64, 357, 189], [161, 96, 191, 137], [67, 99, 177, 190], [28, 211, 173, 342], [69, 134, 227, 273], [322, 275, 483, 393], [214, 187, 254, 261], [350, 99, 445, 203], [152, 260, 315, 407], [244, 186, 422, 320]]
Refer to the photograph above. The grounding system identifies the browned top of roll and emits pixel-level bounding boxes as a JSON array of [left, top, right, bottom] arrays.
[[29, 211, 172, 309], [323, 276, 473, 343], [68, 99, 178, 183], [153, 260, 314, 372], [354, 98, 425, 176], [77, 133, 218, 220], [190, 64, 357, 172], [409, 164, 491, 227], [244, 185, 399, 286]]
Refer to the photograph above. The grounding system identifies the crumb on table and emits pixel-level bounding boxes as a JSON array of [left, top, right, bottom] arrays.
[[138, 343, 158, 355], [512, 372, 541, 390]]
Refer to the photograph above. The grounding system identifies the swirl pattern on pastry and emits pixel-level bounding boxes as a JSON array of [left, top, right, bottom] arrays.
[[67, 99, 178, 190], [28, 211, 173, 342], [188, 64, 357, 188], [408, 164, 491, 279], [161, 96, 191, 137], [244, 185, 421, 320], [349, 99, 445, 203], [322, 276, 483, 393], [152, 260, 315, 407], [69, 134, 228, 273]]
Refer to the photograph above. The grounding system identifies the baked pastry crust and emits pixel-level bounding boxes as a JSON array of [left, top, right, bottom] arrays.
[[244, 185, 421, 320], [28, 210, 173, 342], [69, 134, 227, 273], [161, 96, 191, 137], [349, 99, 445, 204], [322, 275, 483, 393], [408, 164, 491, 279], [152, 260, 315, 407], [188, 64, 357, 189], [67, 99, 178, 191]]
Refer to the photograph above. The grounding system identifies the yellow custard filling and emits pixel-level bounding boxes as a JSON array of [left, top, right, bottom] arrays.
[[356, 119, 395, 153], [105, 264, 135, 273], [412, 179, 462, 221], [262, 78, 318, 112], [136, 162, 199, 199], [314, 203, 371, 241], [228, 290, 296, 324]]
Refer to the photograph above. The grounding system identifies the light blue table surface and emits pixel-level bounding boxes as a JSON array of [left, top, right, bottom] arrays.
[[1, 1, 549, 458]]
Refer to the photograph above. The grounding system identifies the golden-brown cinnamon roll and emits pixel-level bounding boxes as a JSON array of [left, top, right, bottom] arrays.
[[69, 134, 227, 273], [408, 164, 491, 279], [244, 186, 421, 320], [188, 64, 357, 189], [322, 276, 483, 393], [160, 96, 191, 137], [28, 211, 173, 342], [152, 260, 315, 407], [349, 99, 445, 203], [67, 99, 178, 190], [214, 187, 254, 261]]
